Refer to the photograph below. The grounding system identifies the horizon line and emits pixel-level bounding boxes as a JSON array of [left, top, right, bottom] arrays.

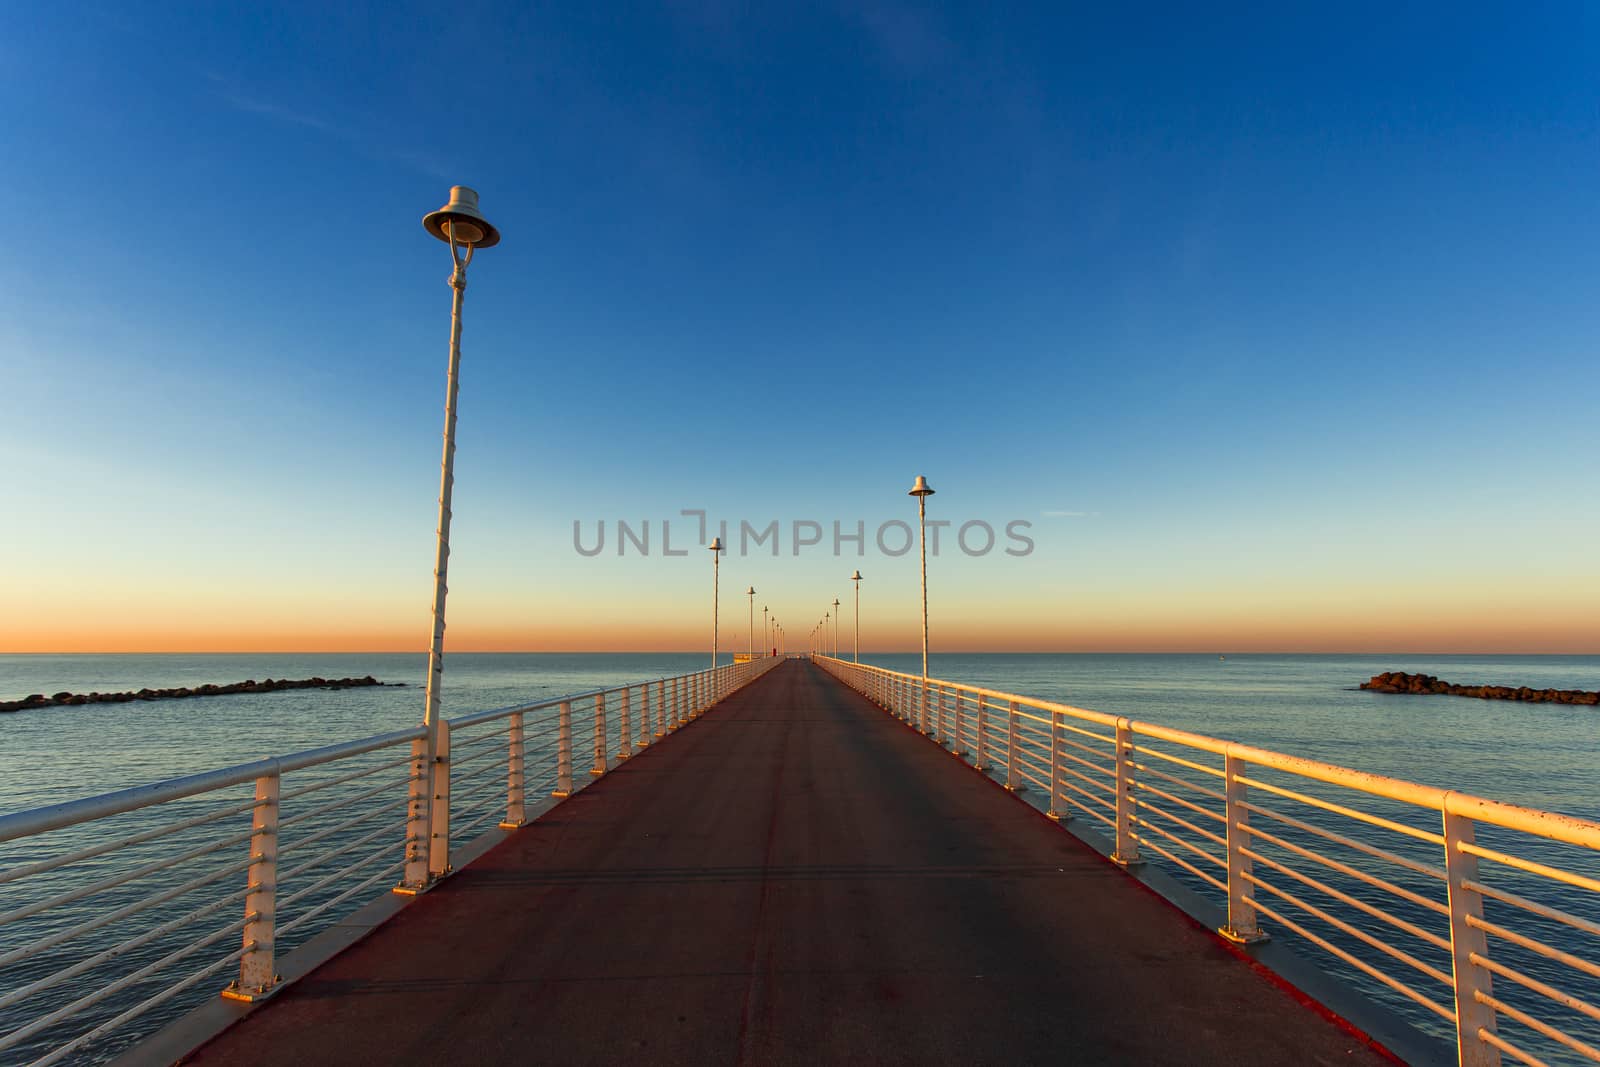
[[6, 648, 1596, 657]]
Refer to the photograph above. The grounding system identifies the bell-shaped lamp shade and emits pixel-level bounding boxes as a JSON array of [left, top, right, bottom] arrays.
[[423, 186, 501, 248], [708, 537, 724, 552], [908, 474, 935, 497], [851, 570, 863, 581]]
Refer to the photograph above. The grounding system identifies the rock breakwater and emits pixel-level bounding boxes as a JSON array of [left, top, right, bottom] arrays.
[[0, 676, 398, 713], [1360, 672, 1599, 705]]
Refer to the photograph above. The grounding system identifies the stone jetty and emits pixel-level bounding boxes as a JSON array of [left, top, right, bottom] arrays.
[[1361, 671, 1600, 705], [0, 676, 396, 713]]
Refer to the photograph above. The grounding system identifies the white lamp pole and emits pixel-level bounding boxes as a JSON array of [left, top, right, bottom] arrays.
[[832, 598, 840, 657], [909, 475, 935, 683], [709, 537, 723, 670], [746, 586, 756, 660], [762, 605, 769, 657], [411, 186, 499, 889], [850, 570, 862, 663]]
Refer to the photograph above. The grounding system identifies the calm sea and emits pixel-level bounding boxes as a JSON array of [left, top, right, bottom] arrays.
[[5, 652, 1598, 815], [2, 652, 1598, 1063]]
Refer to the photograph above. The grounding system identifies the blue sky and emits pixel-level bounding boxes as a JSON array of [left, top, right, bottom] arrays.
[[3, 3, 1598, 652]]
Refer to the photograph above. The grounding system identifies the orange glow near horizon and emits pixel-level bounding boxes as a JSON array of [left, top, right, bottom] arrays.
[[8, 567, 1598, 655], [8, 602, 1598, 655]]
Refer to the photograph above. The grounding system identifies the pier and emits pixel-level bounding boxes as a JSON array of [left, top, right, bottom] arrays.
[[172, 660, 1384, 1065], [5, 655, 1600, 1066]]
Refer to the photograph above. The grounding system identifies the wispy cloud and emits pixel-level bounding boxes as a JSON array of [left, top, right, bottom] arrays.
[[208, 75, 455, 181], [846, 1, 950, 73], [222, 92, 338, 134]]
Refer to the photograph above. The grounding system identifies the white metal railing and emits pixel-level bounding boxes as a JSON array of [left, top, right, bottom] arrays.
[[0, 656, 778, 1065], [816, 655, 1600, 1067]]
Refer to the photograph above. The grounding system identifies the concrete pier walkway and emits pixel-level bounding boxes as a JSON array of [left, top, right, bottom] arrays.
[[185, 660, 1392, 1065]]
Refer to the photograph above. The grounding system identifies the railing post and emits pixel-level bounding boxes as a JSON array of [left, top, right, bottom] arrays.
[[975, 694, 988, 771], [1111, 718, 1141, 866], [429, 721, 451, 878], [919, 680, 930, 734], [1444, 800, 1500, 1066], [953, 687, 966, 756], [1218, 750, 1265, 943], [671, 676, 680, 730], [1046, 709, 1064, 820], [638, 685, 650, 748], [655, 679, 666, 737], [399, 734, 431, 889], [936, 684, 947, 745], [592, 692, 608, 776], [553, 699, 573, 797], [500, 711, 526, 829], [1005, 700, 1020, 791], [224, 769, 281, 1001], [619, 686, 633, 760]]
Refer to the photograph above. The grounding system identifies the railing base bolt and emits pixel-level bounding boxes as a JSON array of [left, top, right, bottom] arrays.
[[221, 977, 284, 1003], [1218, 926, 1270, 945]]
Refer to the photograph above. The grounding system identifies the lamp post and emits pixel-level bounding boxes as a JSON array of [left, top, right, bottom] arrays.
[[746, 586, 756, 660], [406, 188, 498, 890], [762, 605, 769, 657], [832, 598, 841, 657], [909, 474, 935, 690], [823, 612, 829, 659], [709, 537, 723, 670], [850, 570, 862, 663]]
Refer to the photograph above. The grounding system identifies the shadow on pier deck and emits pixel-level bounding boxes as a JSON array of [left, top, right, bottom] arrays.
[[180, 660, 1392, 1065]]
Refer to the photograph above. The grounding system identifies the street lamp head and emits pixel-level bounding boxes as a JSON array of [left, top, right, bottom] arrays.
[[747, 586, 756, 595], [851, 569, 863, 581], [423, 186, 501, 248], [908, 474, 935, 498], [708, 537, 724, 552]]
